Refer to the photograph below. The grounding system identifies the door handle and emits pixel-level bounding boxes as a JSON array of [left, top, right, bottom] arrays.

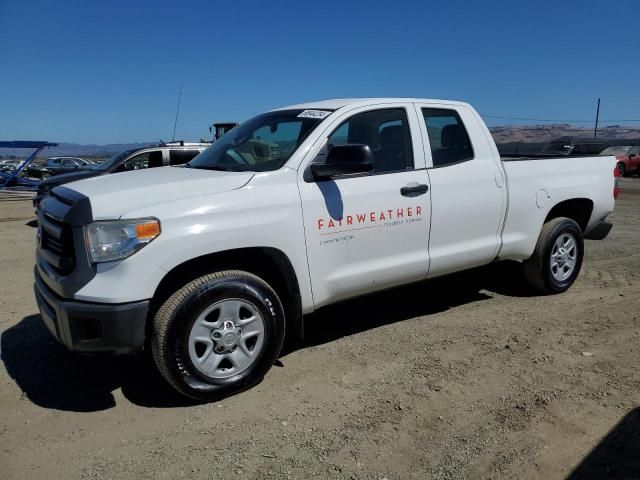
[[400, 183, 429, 197]]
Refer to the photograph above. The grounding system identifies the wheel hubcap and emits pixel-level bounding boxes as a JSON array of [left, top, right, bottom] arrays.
[[187, 299, 265, 379], [550, 233, 578, 282]]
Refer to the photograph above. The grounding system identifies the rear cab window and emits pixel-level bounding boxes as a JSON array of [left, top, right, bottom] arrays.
[[421, 108, 474, 167]]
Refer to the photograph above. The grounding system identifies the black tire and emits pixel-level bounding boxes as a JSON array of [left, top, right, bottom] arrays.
[[617, 162, 626, 177], [523, 217, 584, 294], [151, 270, 285, 402]]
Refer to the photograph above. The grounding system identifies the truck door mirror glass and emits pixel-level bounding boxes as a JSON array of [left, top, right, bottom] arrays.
[[310, 144, 374, 180]]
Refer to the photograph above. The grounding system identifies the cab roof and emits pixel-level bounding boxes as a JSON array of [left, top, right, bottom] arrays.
[[273, 97, 471, 111]]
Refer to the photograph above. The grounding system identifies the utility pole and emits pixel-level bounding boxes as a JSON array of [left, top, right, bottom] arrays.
[[593, 98, 600, 138]]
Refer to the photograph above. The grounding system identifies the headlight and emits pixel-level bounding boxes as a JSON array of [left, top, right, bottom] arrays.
[[84, 218, 161, 263]]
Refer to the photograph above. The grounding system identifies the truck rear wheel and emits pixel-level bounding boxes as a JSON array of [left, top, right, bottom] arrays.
[[523, 217, 584, 294], [151, 270, 285, 402]]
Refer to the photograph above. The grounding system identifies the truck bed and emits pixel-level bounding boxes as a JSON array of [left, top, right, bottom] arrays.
[[497, 154, 616, 261]]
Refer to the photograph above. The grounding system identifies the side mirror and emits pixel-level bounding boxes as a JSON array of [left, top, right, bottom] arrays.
[[310, 144, 374, 180]]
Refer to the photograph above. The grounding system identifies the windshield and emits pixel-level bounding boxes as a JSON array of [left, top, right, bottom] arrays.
[[601, 146, 631, 156], [189, 109, 331, 172], [93, 149, 140, 170]]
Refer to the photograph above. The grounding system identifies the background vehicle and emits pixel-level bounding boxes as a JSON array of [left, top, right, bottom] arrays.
[[542, 137, 607, 156], [34, 142, 208, 207], [209, 122, 238, 141], [27, 157, 89, 179], [33, 98, 616, 402], [600, 145, 640, 176], [0, 159, 21, 172]]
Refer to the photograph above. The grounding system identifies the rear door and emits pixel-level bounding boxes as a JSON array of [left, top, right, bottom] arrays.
[[414, 104, 507, 277], [298, 104, 431, 307]]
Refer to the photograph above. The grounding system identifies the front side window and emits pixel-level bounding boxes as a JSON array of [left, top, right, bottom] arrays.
[[116, 151, 163, 172], [327, 109, 413, 173], [422, 109, 474, 167], [117, 153, 149, 172], [189, 109, 330, 172], [96, 149, 140, 171], [62, 159, 77, 167]]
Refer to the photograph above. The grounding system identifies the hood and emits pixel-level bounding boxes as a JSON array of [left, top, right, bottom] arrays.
[[58, 166, 255, 219], [39, 169, 106, 192]]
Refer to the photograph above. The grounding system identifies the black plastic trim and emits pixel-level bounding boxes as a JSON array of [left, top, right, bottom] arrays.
[[427, 157, 474, 169], [34, 270, 148, 354], [36, 187, 96, 298], [501, 154, 605, 161], [584, 220, 613, 240]]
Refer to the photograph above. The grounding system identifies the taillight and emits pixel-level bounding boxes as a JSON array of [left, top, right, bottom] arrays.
[[613, 166, 621, 199]]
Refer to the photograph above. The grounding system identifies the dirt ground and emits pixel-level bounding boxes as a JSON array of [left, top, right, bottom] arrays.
[[1, 180, 639, 480]]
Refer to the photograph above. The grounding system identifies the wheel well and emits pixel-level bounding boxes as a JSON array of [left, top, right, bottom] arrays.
[[545, 198, 593, 232], [149, 247, 303, 349]]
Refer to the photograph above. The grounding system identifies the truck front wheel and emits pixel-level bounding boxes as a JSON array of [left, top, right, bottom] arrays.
[[523, 217, 584, 294], [151, 270, 285, 402]]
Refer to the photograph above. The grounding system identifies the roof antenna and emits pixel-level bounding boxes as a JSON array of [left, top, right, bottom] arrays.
[[171, 84, 183, 142]]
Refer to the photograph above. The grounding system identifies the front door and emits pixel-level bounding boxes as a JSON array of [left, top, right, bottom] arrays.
[[298, 105, 431, 308]]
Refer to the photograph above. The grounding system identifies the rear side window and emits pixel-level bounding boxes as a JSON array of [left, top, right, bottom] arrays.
[[422, 108, 474, 167], [170, 149, 201, 165], [328, 108, 413, 174]]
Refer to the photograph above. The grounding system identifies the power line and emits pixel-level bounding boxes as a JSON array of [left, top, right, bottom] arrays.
[[481, 114, 640, 123]]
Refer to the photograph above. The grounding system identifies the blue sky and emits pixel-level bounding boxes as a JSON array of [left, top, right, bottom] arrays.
[[1, 0, 639, 144]]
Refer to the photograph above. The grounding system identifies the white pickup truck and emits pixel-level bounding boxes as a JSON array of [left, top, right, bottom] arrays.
[[34, 98, 617, 401]]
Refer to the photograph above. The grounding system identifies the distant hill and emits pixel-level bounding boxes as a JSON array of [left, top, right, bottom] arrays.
[[0, 142, 155, 158], [489, 124, 640, 144], [2, 124, 640, 159]]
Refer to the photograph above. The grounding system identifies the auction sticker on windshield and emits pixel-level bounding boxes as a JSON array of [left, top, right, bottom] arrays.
[[297, 110, 332, 119]]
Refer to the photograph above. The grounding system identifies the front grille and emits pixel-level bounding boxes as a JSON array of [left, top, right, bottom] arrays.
[[40, 214, 75, 274]]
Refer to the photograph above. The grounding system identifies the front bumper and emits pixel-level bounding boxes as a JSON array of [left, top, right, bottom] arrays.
[[33, 192, 45, 210], [34, 269, 149, 354]]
